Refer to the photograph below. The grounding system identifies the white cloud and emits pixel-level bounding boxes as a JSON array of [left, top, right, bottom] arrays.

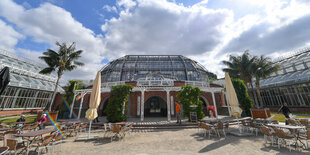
[[0, 19, 24, 50], [1, 0, 310, 80], [0, 0, 105, 83], [103, 5, 118, 13], [103, 0, 232, 59]]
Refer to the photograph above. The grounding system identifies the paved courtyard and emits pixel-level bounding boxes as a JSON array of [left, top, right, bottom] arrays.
[[58, 128, 310, 155]]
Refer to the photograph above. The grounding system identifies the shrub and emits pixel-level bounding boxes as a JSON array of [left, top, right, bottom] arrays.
[[177, 85, 204, 120], [105, 85, 133, 122], [232, 78, 253, 117]]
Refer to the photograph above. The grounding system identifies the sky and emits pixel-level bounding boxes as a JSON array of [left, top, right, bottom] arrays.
[[1, 0, 310, 85]]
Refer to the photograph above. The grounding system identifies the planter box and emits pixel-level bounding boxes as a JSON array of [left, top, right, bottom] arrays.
[[251, 108, 271, 119]]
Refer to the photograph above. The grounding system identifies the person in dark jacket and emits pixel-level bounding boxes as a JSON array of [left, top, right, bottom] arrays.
[[278, 103, 291, 125], [15, 115, 26, 129]]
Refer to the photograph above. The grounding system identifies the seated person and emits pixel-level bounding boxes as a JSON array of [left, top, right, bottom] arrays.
[[15, 115, 26, 129], [208, 109, 216, 119], [37, 113, 47, 129]]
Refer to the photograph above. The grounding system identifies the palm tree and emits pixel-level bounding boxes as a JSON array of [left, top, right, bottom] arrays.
[[222, 50, 258, 104], [253, 55, 279, 107], [39, 42, 84, 111], [222, 50, 257, 86]]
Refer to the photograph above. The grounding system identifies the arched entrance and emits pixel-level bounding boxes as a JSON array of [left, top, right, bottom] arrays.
[[99, 98, 109, 116], [200, 97, 209, 116], [144, 96, 167, 117]]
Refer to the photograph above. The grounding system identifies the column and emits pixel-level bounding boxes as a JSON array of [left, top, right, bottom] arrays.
[[78, 93, 86, 119], [166, 90, 171, 121], [137, 96, 140, 116], [225, 93, 231, 116], [211, 92, 218, 117], [69, 93, 77, 119], [122, 102, 125, 114], [170, 96, 174, 115], [140, 90, 144, 121]]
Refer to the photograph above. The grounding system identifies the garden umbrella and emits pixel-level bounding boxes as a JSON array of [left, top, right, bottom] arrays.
[[225, 72, 242, 117], [85, 72, 101, 138]]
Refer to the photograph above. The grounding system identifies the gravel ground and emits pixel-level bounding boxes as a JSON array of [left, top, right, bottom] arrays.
[[57, 128, 310, 155]]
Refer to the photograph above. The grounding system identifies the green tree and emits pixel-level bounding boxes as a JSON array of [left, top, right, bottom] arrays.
[[222, 50, 256, 86], [177, 86, 204, 120], [39, 42, 84, 111], [58, 80, 84, 118], [222, 50, 257, 105], [232, 78, 253, 117], [105, 85, 133, 123], [206, 71, 217, 81], [253, 55, 279, 107]]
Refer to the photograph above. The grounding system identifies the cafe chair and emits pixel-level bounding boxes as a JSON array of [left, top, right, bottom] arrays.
[[111, 125, 122, 141], [67, 124, 80, 137], [287, 119, 298, 126], [103, 123, 113, 138], [214, 121, 226, 138], [241, 120, 251, 133], [300, 129, 310, 149], [6, 139, 29, 155], [274, 127, 296, 152], [51, 131, 66, 154], [31, 134, 54, 155], [201, 123, 216, 139], [121, 123, 133, 137], [260, 126, 276, 146], [79, 123, 88, 133], [196, 121, 203, 134], [249, 121, 260, 136], [30, 123, 39, 131], [0, 146, 9, 155]]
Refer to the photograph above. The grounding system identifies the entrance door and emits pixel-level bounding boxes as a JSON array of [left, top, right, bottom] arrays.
[[144, 96, 167, 117]]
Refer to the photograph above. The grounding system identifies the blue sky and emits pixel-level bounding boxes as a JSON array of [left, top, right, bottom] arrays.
[[0, 0, 310, 83]]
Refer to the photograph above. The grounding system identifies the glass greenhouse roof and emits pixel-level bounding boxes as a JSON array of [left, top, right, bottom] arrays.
[[100, 55, 209, 82], [272, 47, 310, 76], [0, 49, 63, 92]]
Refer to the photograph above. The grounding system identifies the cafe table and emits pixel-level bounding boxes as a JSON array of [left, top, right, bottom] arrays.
[[266, 124, 306, 149], [15, 128, 56, 141]]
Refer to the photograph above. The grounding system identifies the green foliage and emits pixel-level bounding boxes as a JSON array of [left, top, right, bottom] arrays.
[[58, 80, 85, 119], [222, 50, 256, 85], [105, 85, 133, 123], [206, 71, 217, 81], [177, 86, 204, 120], [39, 42, 84, 111], [232, 78, 253, 117]]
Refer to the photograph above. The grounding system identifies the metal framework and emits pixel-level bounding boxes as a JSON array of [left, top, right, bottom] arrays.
[[0, 49, 63, 110], [100, 55, 210, 83], [71, 55, 227, 121], [253, 47, 310, 107]]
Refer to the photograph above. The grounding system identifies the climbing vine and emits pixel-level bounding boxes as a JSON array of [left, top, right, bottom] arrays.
[[105, 85, 133, 122], [177, 85, 204, 120]]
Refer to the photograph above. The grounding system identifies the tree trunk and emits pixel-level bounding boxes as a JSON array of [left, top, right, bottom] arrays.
[[256, 82, 263, 108], [249, 81, 258, 108], [48, 75, 61, 111]]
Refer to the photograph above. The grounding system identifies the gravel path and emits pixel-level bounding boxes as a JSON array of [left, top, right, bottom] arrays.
[[58, 128, 310, 155]]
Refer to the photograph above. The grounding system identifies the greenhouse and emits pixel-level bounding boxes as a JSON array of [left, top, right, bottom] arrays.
[[71, 55, 227, 121], [0, 49, 63, 110], [257, 47, 310, 108], [100, 55, 210, 82]]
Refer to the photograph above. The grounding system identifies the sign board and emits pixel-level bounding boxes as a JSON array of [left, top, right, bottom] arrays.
[[190, 112, 197, 122], [190, 105, 198, 108]]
